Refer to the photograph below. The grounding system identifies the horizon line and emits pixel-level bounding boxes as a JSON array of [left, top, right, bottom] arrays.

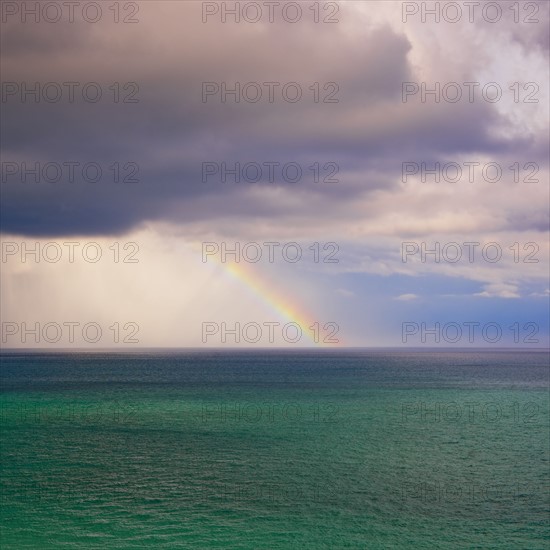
[[1, 346, 549, 353]]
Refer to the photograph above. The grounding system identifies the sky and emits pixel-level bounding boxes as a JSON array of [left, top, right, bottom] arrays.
[[1, 0, 549, 348]]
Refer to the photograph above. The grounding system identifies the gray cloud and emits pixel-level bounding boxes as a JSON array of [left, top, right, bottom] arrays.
[[1, 0, 548, 238]]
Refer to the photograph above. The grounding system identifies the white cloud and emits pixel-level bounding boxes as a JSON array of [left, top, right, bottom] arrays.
[[474, 283, 521, 299], [336, 288, 354, 297], [529, 289, 550, 298], [395, 293, 418, 301]]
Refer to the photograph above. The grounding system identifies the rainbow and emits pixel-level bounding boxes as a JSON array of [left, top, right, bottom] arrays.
[[211, 259, 340, 347]]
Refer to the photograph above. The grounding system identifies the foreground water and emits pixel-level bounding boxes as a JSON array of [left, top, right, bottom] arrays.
[[1, 350, 548, 549]]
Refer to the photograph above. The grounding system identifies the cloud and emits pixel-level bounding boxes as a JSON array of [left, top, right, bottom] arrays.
[[474, 283, 521, 299], [394, 293, 418, 301], [529, 289, 550, 298], [336, 288, 354, 297], [2, 1, 547, 240]]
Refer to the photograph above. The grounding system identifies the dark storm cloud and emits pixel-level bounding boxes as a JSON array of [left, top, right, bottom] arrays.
[[0, 18, 92, 56], [1, 1, 547, 237]]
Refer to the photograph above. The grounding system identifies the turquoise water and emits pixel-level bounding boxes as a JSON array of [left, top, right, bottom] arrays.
[[1, 350, 548, 548]]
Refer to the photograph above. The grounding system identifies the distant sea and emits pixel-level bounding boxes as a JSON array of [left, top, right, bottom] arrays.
[[1, 350, 549, 549]]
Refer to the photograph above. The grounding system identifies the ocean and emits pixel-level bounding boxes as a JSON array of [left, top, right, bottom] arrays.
[[1, 350, 548, 548]]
